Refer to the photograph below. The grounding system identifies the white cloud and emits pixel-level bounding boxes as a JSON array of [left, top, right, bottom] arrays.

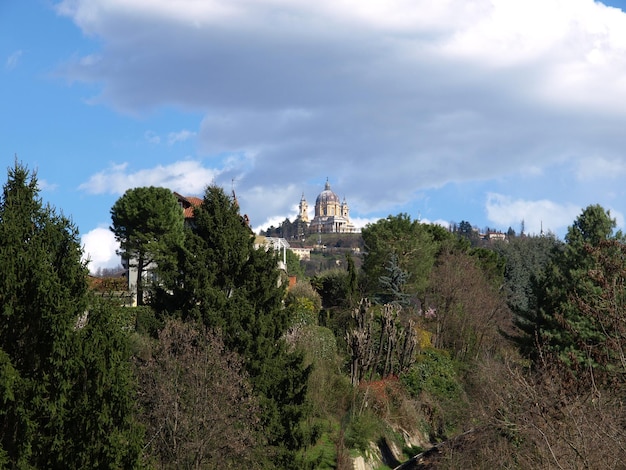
[[78, 160, 220, 195], [56, 0, 626, 230], [5, 50, 22, 70], [419, 218, 452, 230], [168, 129, 196, 145], [575, 156, 626, 181], [81, 226, 121, 274], [485, 193, 582, 236], [38, 179, 59, 191]]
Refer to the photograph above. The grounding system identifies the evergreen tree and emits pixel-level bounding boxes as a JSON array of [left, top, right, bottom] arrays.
[[155, 185, 310, 467], [110, 186, 185, 305], [492, 234, 561, 314], [0, 163, 88, 466], [0, 162, 142, 467], [523, 205, 622, 368], [361, 214, 437, 302], [286, 249, 305, 280], [68, 300, 144, 468]]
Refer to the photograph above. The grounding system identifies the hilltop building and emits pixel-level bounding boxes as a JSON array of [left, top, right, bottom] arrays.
[[298, 180, 357, 234]]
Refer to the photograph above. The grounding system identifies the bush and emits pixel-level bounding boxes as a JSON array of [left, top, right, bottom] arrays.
[[312, 269, 350, 309], [344, 410, 383, 454], [401, 349, 462, 401], [134, 306, 162, 337], [286, 281, 322, 326]]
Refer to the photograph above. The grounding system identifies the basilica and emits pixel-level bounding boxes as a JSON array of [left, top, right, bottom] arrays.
[[297, 180, 358, 233]]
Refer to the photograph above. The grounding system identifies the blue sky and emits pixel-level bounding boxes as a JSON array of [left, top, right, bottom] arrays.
[[3, 0, 626, 273]]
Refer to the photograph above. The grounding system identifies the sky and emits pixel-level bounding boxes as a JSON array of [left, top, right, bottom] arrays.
[[3, 0, 626, 273]]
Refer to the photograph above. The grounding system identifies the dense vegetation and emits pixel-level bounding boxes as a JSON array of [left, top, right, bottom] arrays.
[[2, 161, 626, 468]]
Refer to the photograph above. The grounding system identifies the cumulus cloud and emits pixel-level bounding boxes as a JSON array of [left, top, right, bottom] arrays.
[[486, 193, 583, 236], [56, 0, 626, 229], [81, 226, 121, 274], [78, 160, 220, 195]]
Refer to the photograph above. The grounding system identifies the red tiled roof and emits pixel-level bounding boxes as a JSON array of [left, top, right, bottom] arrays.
[[174, 192, 202, 219]]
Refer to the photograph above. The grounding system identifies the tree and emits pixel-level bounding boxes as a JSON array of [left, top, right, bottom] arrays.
[[426, 250, 509, 361], [361, 214, 437, 303], [456, 220, 480, 245], [110, 187, 185, 305], [69, 300, 144, 468], [155, 184, 310, 467], [522, 205, 622, 368], [286, 248, 305, 280], [0, 162, 142, 467], [492, 234, 560, 314], [136, 319, 261, 469]]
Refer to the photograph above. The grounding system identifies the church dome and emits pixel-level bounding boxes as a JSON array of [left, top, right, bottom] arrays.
[[316, 180, 340, 205]]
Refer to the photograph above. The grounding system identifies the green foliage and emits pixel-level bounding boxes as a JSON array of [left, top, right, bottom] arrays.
[[286, 281, 322, 326], [492, 234, 560, 313], [456, 220, 480, 245], [292, 325, 339, 364], [289, 298, 320, 327], [361, 214, 437, 301], [346, 253, 359, 307], [297, 427, 337, 469], [377, 252, 410, 305], [133, 306, 163, 338], [469, 247, 505, 287], [110, 186, 185, 305], [401, 349, 462, 401], [344, 410, 384, 454], [0, 162, 142, 467], [69, 300, 144, 468], [522, 205, 622, 367], [154, 184, 311, 466], [286, 248, 306, 279], [312, 268, 351, 309]]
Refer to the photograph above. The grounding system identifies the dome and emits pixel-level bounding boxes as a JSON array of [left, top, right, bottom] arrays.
[[315, 180, 340, 205]]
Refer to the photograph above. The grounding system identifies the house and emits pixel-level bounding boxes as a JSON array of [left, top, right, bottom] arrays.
[[290, 246, 312, 261], [173, 192, 203, 224], [254, 235, 290, 272]]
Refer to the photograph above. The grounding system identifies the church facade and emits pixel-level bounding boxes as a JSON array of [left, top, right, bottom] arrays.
[[298, 180, 358, 233]]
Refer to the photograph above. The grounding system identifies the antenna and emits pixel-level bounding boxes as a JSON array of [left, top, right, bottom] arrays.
[[231, 177, 239, 206]]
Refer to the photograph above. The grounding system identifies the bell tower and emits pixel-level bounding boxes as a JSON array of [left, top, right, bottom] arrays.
[[298, 193, 309, 223]]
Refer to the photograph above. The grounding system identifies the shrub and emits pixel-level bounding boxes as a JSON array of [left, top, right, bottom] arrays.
[[401, 348, 462, 401]]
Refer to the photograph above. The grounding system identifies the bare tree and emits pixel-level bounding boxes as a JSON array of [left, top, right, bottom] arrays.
[[427, 250, 509, 361], [135, 319, 262, 469]]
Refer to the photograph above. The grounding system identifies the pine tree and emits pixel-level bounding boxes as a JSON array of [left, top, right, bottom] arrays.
[[0, 162, 142, 467], [0, 162, 87, 466], [111, 186, 185, 305], [361, 214, 437, 302], [524, 205, 623, 369], [68, 299, 144, 468], [155, 185, 310, 467]]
